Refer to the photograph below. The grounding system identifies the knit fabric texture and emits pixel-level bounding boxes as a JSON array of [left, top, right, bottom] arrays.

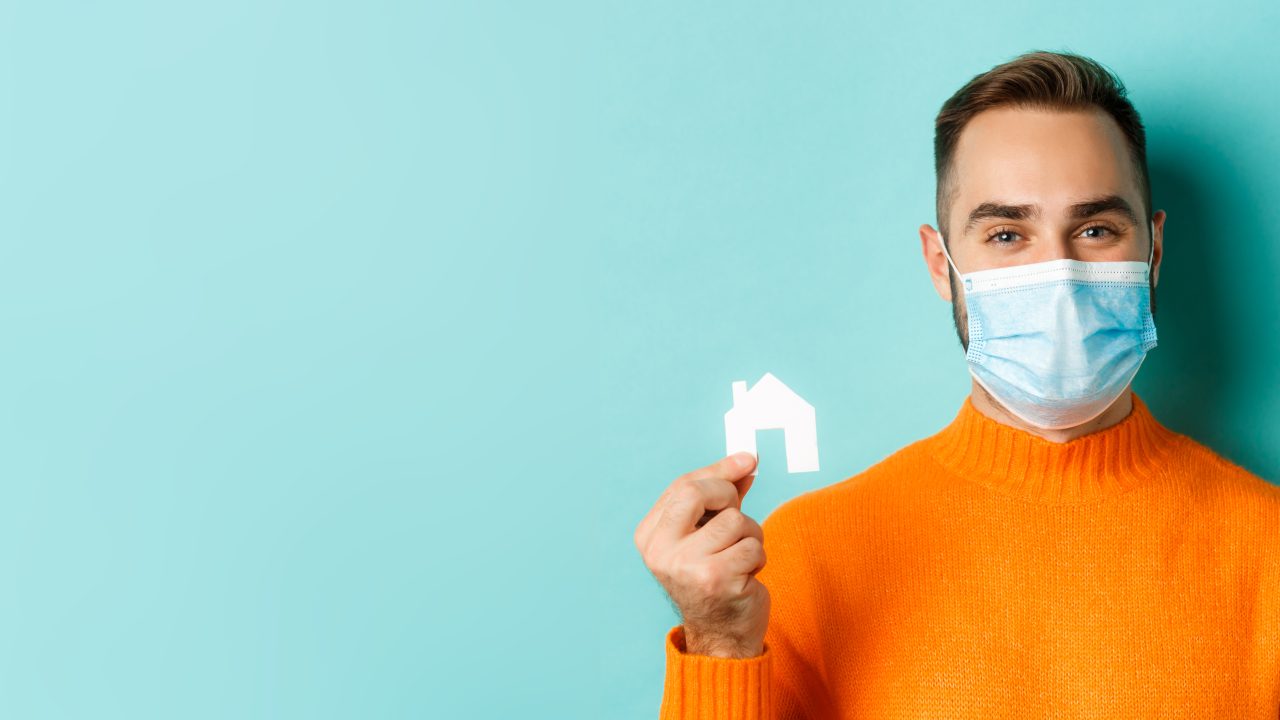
[[660, 392, 1280, 718]]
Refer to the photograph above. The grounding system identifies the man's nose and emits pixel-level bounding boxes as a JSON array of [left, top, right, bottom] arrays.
[[1036, 235, 1077, 263]]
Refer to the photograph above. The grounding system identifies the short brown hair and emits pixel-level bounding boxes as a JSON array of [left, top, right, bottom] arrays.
[[934, 50, 1151, 244]]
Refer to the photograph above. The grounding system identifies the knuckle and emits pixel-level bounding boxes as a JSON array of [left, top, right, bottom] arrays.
[[716, 505, 743, 526], [721, 507, 752, 536], [673, 554, 717, 593], [672, 480, 702, 503], [635, 532, 652, 559], [636, 542, 653, 569], [642, 530, 669, 558], [691, 563, 722, 595], [669, 553, 696, 582], [646, 546, 672, 578]]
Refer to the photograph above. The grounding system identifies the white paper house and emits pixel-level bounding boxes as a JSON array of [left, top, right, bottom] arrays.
[[724, 372, 819, 474]]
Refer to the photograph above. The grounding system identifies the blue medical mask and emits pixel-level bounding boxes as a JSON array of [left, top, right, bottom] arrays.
[[937, 221, 1158, 430]]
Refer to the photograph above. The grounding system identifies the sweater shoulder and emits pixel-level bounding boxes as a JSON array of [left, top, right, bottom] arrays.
[[1163, 433, 1280, 543], [1170, 432, 1280, 503]]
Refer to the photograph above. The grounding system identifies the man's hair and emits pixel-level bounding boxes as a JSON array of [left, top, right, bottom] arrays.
[[933, 50, 1152, 245]]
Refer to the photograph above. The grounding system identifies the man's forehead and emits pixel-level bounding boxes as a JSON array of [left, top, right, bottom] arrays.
[[949, 107, 1141, 234]]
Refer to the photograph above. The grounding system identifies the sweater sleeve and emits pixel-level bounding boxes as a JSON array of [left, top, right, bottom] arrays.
[[659, 499, 833, 719]]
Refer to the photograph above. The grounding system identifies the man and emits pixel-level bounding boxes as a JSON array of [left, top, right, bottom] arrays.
[[635, 50, 1280, 717]]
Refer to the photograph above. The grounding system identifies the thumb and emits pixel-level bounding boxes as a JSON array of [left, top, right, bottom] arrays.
[[734, 474, 755, 506], [732, 453, 757, 506]]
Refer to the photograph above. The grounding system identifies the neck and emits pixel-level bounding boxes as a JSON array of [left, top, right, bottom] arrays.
[[968, 380, 1135, 444]]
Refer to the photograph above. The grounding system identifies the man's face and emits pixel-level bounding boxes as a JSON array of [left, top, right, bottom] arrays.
[[924, 106, 1164, 351]]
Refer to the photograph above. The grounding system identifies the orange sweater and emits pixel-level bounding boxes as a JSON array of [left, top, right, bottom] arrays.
[[661, 391, 1280, 718]]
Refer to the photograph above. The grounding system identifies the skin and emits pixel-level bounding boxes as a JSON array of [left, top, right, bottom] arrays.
[[918, 106, 1166, 443], [636, 105, 1172, 660], [635, 451, 765, 658]]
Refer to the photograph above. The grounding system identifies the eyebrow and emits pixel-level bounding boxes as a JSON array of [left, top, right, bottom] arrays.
[[963, 194, 1139, 234]]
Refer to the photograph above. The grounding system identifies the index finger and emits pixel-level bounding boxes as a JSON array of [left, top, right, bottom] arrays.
[[653, 453, 757, 540], [635, 452, 757, 551]]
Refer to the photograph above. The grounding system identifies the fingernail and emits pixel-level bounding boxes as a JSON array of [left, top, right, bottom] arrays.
[[732, 451, 756, 469]]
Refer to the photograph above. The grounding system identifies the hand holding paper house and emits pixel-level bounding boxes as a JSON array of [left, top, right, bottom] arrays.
[[724, 372, 819, 474]]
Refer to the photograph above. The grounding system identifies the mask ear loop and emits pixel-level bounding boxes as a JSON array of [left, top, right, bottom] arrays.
[[937, 231, 962, 279]]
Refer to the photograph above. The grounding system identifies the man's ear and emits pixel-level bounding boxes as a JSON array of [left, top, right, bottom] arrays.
[[919, 223, 953, 302], [1151, 210, 1166, 287]]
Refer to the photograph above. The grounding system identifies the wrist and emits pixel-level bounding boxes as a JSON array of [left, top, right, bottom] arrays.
[[683, 627, 763, 659]]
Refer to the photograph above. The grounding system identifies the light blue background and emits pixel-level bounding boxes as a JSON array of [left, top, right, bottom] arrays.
[[3, 1, 1278, 718]]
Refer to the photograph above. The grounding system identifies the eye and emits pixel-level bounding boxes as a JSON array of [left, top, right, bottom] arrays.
[[1080, 223, 1119, 240], [984, 227, 1021, 245]]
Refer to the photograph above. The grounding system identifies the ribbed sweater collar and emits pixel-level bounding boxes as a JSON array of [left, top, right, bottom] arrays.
[[925, 391, 1181, 505]]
